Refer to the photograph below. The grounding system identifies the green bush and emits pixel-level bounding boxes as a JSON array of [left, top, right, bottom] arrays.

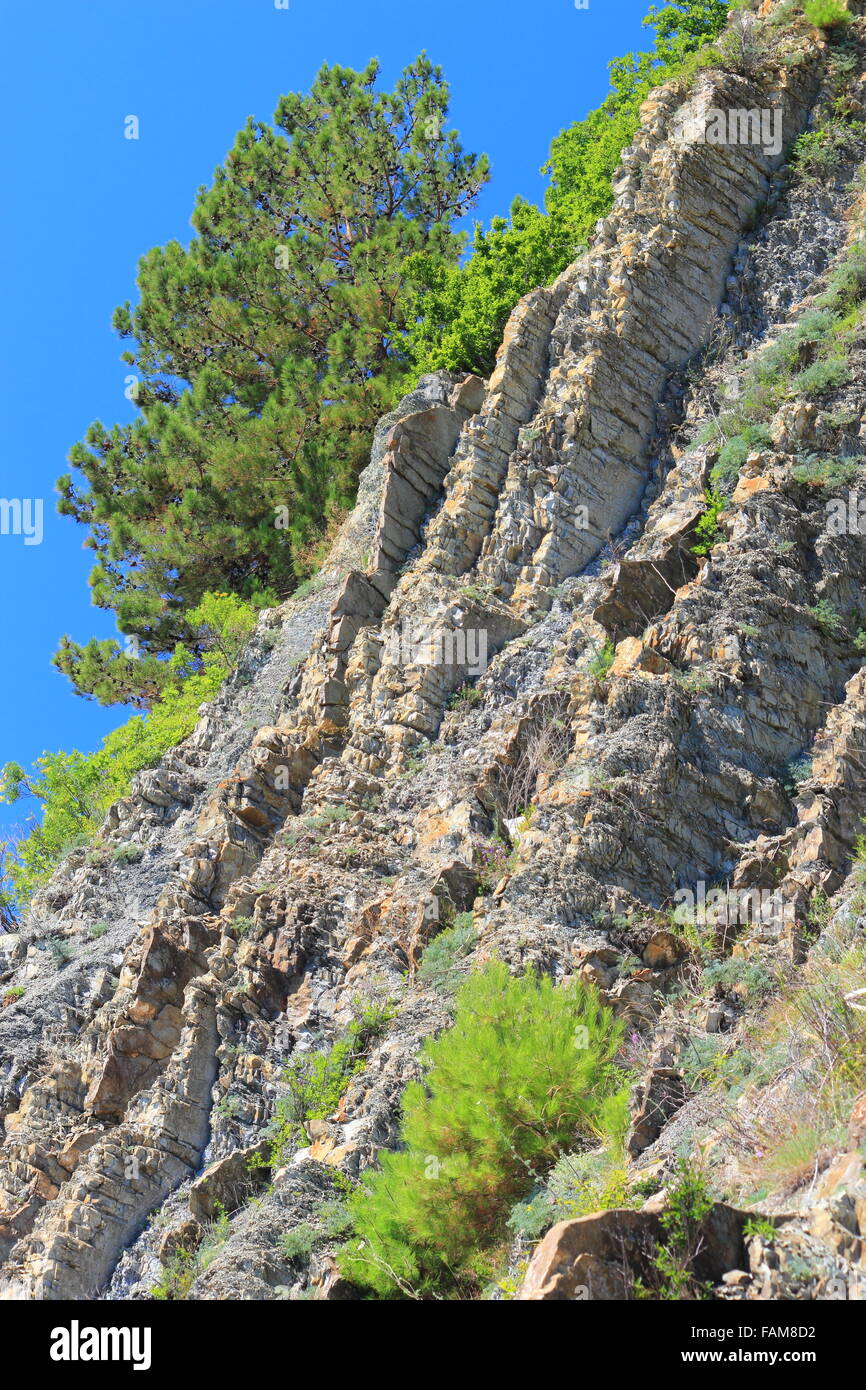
[[803, 0, 850, 30], [790, 356, 850, 398], [808, 598, 844, 637], [339, 961, 626, 1297], [265, 1003, 394, 1166], [711, 426, 772, 487], [278, 1224, 317, 1260], [588, 638, 616, 681], [792, 455, 861, 487], [637, 1160, 714, 1300], [447, 684, 484, 711], [701, 957, 775, 999], [1, 592, 261, 905], [791, 119, 866, 181], [690, 489, 727, 556], [417, 917, 476, 991], [818, 242, 866, 313], [408, 2, 729, 378], [782, 753, 813, 792]]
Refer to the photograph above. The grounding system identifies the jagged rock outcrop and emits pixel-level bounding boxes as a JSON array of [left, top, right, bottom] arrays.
[[4, 2, 866, 1302]]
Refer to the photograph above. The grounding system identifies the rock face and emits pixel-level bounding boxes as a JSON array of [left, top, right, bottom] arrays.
[[517, 1201, 755, 1300], [3, 5, 866, 1302]]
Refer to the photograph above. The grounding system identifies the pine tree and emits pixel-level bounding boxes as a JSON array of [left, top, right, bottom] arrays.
[[57, 55, 488, 704], [341, 961, 626, 1297]]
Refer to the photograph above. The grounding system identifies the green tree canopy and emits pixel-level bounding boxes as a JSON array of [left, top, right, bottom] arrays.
[[409, 0, 730, 378], [56, 55, 488, 705]]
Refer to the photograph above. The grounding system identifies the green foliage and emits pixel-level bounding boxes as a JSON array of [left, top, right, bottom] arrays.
[[417, 917, 476, 992], [2, 592, 260, 906], [408, 1, 729, 378], [588, 638, 616, 681], [278, 1224, 317, 1260], [278, 1201, 353, 1261], [818, 241, 866, 313], [230, 915, 254, 937], [46, 938, 76, 968], [791, 356, 851, 398], [690, 489, 726, 556], [805, 888, 833, 939], [58, 57, 487, 702], [808, 598, 844, 637], [406, 199, 572, 376], [266, 1003, 394, 1166], [151, 1247, 196, 1301], [152, 1204, 232, 1300], [791, 118, 866, 181], [803, 0, 850, 29], [744, 1215, 778, 1241], [782, 753, 813, 792], [472, 834, 511, 893], [447, 683, 484, 711], [113, 842, 143, 864], [710, 425, 772, 487], [792, 454, 861, 487], [708, 237, 866, 492], [701, 957, 775, 999], [339, 961, 627, 1297], [644, 1160, 714, 1300], [303, 805, 351, 833]]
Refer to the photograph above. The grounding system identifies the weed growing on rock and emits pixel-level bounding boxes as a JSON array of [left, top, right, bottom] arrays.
[[588, 638, 616, 681], [264, 1002, 395, 1166], [417, 914, 476, 992], [690, 489, 727, 556], [803, 0, 851, 31], [807, 598, 845, 638], [644, 1161, 714, 1300]]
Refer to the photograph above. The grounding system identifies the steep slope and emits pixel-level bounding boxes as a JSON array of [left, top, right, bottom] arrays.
[[3, 1, 866, 1302]]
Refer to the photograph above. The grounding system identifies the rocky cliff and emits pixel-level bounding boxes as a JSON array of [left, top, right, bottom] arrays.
[[3, 0, 866, 1302]]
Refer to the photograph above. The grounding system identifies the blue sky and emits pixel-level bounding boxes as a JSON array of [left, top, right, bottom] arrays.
[[0, 0, 653, 835]]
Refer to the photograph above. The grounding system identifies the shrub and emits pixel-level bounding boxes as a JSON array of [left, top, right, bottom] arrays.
[[803, 0, 850, 30], [278, 1201, 353, 1261], [701, 957, 775, 999], [112, 842, 143, 865], [782, 753, 813, 792], [638, 1160, 714, 1300], [588, 638, 616, 681], [472, 834, 511, 893], [46, 939, 75, 968], [448, 684, 484, 711], [790, 356, 850, 398], [792, 455, 860, 487], [152, 1205, 232, 1300], [265, 1003, 394, 1165], [791, 120, 866, 181], [711, 425, 772, 487], [408, 2, 729, 377], [303, 805, 350, 832], [2, 592, 262, 906], [229, 916, 254, 937], [690, 489, 726, 556], [818, 242, 866, 313], [808, 599, 844, 637], [417, 917, 476, 991], [278, 1224, 317, 1260], [339, 961, 627, 1297]]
